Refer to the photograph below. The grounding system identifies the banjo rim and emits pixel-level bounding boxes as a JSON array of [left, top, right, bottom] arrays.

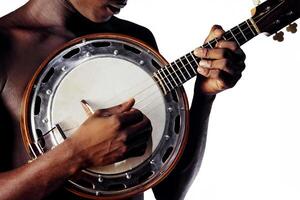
[[20, 33, 190, 199]]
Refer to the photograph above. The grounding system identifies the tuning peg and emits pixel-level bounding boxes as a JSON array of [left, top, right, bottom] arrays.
[[286, 23, 298, 33], [252, 0, 261, 6], [273, 31, 284, 42]]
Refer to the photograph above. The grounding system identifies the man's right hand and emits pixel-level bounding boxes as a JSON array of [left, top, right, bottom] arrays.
[[69, 99, 152, 168]]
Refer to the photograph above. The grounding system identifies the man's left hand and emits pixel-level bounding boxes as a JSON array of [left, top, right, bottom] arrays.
[[194, 25, 246, 95]]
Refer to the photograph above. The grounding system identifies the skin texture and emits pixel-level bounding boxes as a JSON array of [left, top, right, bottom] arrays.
[[0, 0, 246, 199], [68, 0, 127, 22]]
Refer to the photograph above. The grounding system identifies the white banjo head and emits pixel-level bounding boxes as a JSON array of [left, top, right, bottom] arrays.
[[21, 34, 188, 199], [52, 57, 164, 174]]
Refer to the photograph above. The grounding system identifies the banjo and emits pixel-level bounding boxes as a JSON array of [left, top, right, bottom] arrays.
[[20, 0, 299, 199]]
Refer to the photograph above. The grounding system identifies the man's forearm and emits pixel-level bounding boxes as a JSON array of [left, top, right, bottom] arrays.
[[0, 138, 82, 200], [153, 77, 215, 200]]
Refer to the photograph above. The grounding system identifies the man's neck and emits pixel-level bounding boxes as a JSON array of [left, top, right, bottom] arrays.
[[23, 0, 78, 28], [20, 0, 114, 35]]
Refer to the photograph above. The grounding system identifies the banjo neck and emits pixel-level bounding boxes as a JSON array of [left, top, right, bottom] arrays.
[[153, 18, 259, 95], [153, 0, 299, 95]]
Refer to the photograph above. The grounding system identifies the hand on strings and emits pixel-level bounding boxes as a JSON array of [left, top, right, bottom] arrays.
[[69, 99, 152, 168], [193, 25, 246, 95]]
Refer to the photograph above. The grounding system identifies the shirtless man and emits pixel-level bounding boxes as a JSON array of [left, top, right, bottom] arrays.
[[0, 0, 246, 199]]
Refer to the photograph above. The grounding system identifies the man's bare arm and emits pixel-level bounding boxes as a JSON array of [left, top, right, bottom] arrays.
[[0, 100, 152, 200], [0, 139, 82, 200], [152, 86, 215, 200], [153, 25, 246, 200]]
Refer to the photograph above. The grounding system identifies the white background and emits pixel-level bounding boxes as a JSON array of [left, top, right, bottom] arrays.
[[1, 0, 300, 200]]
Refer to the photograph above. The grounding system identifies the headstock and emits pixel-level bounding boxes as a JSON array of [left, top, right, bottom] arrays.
[[251, 0, 299, 41]]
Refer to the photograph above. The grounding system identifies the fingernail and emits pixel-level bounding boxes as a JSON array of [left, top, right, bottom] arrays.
[[199, 60, 210, 68], [127, 98, 135, 103], [214, 28, 223, 37], [197, 66, 205, 74]]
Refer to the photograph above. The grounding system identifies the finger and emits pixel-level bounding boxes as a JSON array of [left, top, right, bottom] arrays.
[[204, 25, 225, 43], [100, 146, 127, 166], [199, 59, 245, 76], [200, 69, 242, 89], [125, 127, 152, 146], [81, 100, 95, 116], [117, 108, 144, 127], [215, 40, 238, 51], [194, 48, 232, 60], [198, 59, 233, 75], [219, 70, 242, 88], [96, 98, 135, 116], [124, 143, 148, 158], [111, 120, 151, 146], [126, 116, 152, 137], [216, 41, 246, 61], [197, 66, 211, 77]]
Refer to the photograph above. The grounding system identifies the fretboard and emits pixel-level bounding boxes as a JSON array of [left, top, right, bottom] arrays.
[[153, 18, 259, 95]]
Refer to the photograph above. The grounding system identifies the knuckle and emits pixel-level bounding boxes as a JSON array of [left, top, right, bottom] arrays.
[[231, 42, 238, 51], [212, 24, 222, 31], [220, 49, 227, 58], [94, 110, 102, 116], [116, 131, 127, 143], [120, 146, 127, 154], [238, 62, 246, 72], [222, 59, 230, 68], [135, 109, 143, 116], [207, 60, 213, 67], [238, 49, 247, 61], [120, 132, 128, 142], [110, 115, 121, 129], [216, 79, 227, 90]]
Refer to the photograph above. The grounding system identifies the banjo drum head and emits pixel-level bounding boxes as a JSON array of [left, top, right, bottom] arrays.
[[21, 34, 189, 199]]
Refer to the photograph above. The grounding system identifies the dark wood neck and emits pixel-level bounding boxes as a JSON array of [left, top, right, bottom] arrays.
[[154, 19, 259, 95]]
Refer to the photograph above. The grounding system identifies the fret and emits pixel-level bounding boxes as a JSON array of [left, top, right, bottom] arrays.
[[156, 69, 171, 92], [239, 21, 254, 41], [173, 60, 188, 80], [237, 24, 248, 41], [223, 31, 234, 41], [207, 41, 214, 48], [179, 56, 195, 76], [249, 18, 260, 34], [229, 29, 241, 46], [214, 38, 219, 45], [160, 68, 175, 90], [178, 58, 192, 78], [189, 52, 199, 66], [152, 18, 260, 95], [170, 62, 184, 84], [246, 19, 256, 36], [164, 65, 179, 87], [153, 72, 167, 94], [231, 25, 247, 46], [184, 55, 197, 74]]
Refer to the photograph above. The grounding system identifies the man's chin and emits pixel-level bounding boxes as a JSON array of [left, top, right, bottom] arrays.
[[89, 14, 114, 23]]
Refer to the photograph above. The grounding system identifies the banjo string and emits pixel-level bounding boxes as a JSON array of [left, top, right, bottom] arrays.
[[136, 9, 276, 113], [56, 15, 267, 129], [88, 11, 269, 108], [99, 18, 260, 107]]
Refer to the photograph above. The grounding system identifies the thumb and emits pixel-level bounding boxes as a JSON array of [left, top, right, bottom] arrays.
[[97, 98, 135, 116]]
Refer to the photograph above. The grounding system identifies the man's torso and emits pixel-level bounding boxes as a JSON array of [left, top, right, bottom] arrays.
[[0, 5, 157, 199]]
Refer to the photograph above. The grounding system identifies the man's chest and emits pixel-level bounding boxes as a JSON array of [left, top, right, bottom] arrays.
[[2, 33, 73, 119], [0, 33, 74, 168]]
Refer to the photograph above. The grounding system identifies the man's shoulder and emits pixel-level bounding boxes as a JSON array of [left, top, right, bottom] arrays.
[[109, 16, 158, 51]]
